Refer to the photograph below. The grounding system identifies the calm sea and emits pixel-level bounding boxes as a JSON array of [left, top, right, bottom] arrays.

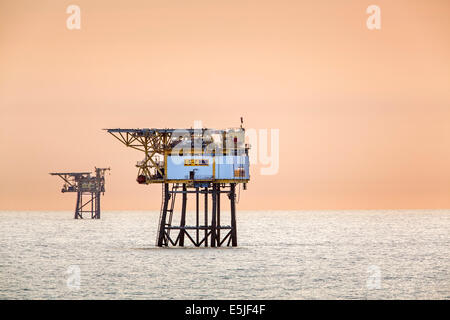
[[0, 210, 448, 299]]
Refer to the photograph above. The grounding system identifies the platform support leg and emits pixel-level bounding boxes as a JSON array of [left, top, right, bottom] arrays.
[[204, 187, 208, 247], [157, 183, 170, 247], [230, 183, 237, 247], [179, 184, 187, 246], [217, 185, 221, 246], [75, 192, 82, 219], [90, 192, 94, 219], [96, 192, 101, 219], [211, 184, 217, 247], [196, 187, 199, 246]]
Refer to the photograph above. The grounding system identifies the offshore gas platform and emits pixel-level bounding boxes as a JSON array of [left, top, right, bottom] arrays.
[[105, 121, 250, 247], [50, 167, 110, 219]]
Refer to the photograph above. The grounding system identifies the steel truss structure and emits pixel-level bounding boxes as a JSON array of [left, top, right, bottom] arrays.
[[156, 183, 238, 247], [50, 168, 110, 219]]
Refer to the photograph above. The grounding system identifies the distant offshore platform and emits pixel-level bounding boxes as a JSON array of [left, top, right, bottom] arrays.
[[50, 168, 110, 219]]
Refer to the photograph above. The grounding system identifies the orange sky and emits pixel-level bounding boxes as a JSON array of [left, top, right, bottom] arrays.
[[1, 0, 449, 210]]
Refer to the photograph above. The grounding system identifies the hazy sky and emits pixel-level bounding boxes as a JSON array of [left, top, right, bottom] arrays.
[[1, 0, 449, 210]]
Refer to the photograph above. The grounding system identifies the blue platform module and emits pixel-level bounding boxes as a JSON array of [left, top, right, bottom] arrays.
[[166, 155, 250, 181]]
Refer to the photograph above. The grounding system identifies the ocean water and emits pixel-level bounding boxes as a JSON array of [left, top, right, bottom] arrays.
[[0, 210, 448, 299]]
